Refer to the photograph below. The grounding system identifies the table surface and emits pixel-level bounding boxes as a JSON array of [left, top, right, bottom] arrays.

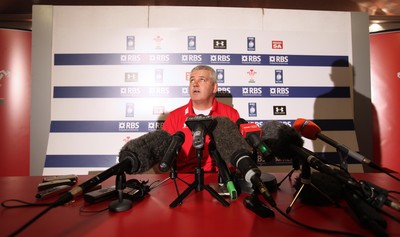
[[0, 172, 399, 237]]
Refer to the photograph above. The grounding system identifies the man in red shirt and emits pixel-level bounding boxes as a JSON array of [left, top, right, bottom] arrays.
[[163, 65, 240, 173]]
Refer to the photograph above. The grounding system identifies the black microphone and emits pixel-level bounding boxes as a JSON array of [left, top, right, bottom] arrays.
[[343, 187, 388, 237], [293, 118, 381, 170], [236, 118, 273, 162], [261, 120, 339, 177], [159, 131, 185, 172], [212, 116, 276, 207], [54, 130, 172, 206], [54, 157, 137, 206], [119, 130, 172, 174], [293, 171, 344, 206], [261, 121, 389, 236], [359, 180, 400, 212], [185, 115, 214, 149], [208, 140, 237, 200]]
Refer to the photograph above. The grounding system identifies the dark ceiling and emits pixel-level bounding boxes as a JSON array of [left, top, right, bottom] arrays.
[[1, 0, 400, 30]]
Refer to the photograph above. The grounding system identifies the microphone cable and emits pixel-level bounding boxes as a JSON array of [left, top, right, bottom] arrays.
[[2, 199, 60, 237], [272, 205, 366, 237]]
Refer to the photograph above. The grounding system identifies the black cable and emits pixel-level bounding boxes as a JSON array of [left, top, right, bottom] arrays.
[[6, 203, 56, 237], [274, 205, 365, 237], [1, 199, 52, 208]]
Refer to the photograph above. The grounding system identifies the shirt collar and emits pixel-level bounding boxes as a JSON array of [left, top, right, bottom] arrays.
[[185, 98, 217, 116]]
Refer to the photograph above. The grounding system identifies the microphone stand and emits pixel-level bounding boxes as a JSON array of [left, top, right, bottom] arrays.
[[240, 148, 275, 218], [277, 157, 300, 188], [157, 160, 190, 201], [337, 148, 349, 171], [170, 145, 230, 208], [286, 162, 339, 214], [109, 172, 132, 212], [170, 117, 230, 208]]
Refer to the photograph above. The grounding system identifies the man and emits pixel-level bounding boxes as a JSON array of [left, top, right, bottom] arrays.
[[162, 65, 240, 173]]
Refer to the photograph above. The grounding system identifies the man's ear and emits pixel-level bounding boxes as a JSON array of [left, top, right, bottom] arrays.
[[213, 83, 218, 94]]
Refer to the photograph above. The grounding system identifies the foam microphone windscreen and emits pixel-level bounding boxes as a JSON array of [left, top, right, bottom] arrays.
[[119, 130, 172, 174], [294, 171, 345, 205], [211, 116, 253, 165], [261, 121, 304, 160], [293, 118, 321, 140]]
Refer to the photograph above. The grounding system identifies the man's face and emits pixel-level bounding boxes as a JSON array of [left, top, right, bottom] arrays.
[[189, 69, 217, 103]]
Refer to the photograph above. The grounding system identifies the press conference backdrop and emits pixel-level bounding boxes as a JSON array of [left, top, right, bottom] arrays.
[[32, 6, 369, 175]]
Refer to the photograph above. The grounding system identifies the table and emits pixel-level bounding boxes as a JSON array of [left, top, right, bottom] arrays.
[[0, 172, 399, 237]]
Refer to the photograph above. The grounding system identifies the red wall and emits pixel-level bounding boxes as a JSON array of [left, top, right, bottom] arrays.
[[370, 30, 400, 173], [0, 29, 31, 176]]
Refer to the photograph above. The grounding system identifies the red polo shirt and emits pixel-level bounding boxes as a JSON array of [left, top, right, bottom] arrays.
[[162, 98, 240, 173]]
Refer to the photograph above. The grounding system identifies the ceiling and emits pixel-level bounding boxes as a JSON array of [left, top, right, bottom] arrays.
[[1, 0, 399, 31]]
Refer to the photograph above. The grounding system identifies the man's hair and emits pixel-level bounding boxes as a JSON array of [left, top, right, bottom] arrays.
[[191, 65, 217, 83]]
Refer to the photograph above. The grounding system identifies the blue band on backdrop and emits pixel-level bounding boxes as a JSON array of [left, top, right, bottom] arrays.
[[54, 53, 349, 67], [53, 86, 350, 98], [49, 119, 354, 133], [45, 155, 117, 167]]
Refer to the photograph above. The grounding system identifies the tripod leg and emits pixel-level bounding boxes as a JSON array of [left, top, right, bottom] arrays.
[[170, 181, 197, 208], [204, 185, 230, 207], [176, 176, 190, 186], [286, 183, 305, 214], [277, 168, 296, 187]]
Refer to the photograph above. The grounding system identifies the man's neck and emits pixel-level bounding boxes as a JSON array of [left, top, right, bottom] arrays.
[[192, 98, 214, 111]]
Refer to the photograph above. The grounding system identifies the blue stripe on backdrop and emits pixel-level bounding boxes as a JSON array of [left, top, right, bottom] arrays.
[[49, 119, 354, 133], [45, 155, 117, 167], [50, 121, 150, 133], [53, 86, 350, 98], [54, 53, 348, 67]]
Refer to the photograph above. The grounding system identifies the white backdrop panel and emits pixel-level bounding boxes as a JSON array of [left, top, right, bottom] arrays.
[[44, 6, 360, 175]]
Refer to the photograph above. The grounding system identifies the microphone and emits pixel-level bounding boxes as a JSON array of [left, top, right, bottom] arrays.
[[236, 118, 273, 162], [293, 118, 380, 170], [359, 180, 400, 212], [185, 115, 214, 149], [208, 140, 237, 200], [262, 121, 390, 236], [119, 130, 172, 174], [54, 130, 172, 206], [261, 120, 339, 177], [54, 157, 137, 206], [342, 187, 388, 237], [159, 131, 185, 172], [212, 116, 276, 207]]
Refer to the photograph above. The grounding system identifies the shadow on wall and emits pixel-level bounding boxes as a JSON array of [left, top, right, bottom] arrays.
[[313, 59, 376, 172]]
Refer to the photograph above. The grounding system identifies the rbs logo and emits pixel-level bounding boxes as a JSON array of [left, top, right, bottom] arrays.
[[269, 56, 289, 64], [270, 87, 290, 96], [217, 87, 231, 95], [119, 122, 140, 131], [241, 55, 261, 64], [149, 54, 170, 62], [242, 87, 262, 96], [121, 87, 141, 96], [120, 54, 141, 63], [210, 55, 231, 63], [182, 54, 202, 62]]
